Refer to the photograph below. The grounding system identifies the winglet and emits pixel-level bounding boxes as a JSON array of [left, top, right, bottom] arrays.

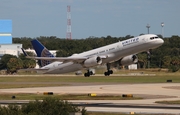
[[21, 48, 28, 57]]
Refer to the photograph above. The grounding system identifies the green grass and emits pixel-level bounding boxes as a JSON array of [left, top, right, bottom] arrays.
[[87, 112, 128, 115], [0, 84, 69, 89], [155, 100, 180, 104], [87, 112, 170, 115], [0, 93, 141, 100], [0, 69, 180, 89]]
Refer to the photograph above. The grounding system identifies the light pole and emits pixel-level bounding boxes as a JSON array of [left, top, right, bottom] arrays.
[[146, 24, 151, 68], [146, 24, 150, 34], [161, 22, 164, 38]]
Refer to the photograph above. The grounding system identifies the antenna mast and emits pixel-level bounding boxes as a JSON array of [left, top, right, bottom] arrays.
[[66, 5, 72, 40]]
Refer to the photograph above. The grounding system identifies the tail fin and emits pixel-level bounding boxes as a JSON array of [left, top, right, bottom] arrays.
[[31, 39, 54, 67]]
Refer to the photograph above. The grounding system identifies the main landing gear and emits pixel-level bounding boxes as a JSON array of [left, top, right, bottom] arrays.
[[84, 70, 93, 77], [84, 63, 113, 77], [104, 63, 113, 76], [104, 70, 113, 76]]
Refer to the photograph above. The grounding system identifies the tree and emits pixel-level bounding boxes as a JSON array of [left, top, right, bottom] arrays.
[[0, 98, 87, 115], [162, 56, 171, 68], [0, 105, 22, 115], [137, 53, 148, 68], [7, 58, 23, 74], [0, 54, 17, 70], [19, 54, 36, 68]]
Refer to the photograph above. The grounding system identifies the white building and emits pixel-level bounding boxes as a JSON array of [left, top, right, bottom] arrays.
[[128, 64, 137, 70], [0, 44, 22, 58]]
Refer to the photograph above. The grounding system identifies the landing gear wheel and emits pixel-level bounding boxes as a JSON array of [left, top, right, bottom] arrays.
[[89, 71, 93, 75], [84, 69, 93, 77], [104, 63, 113, 76], [84, 73, 90, 77], [104, 70, 113, 76], [109, 70, 113, 74], [104, 72, 110, 76]]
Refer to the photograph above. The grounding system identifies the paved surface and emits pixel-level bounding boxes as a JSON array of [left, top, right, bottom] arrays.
[[1, 83, 180, 114], [1, 83, 180, 97]]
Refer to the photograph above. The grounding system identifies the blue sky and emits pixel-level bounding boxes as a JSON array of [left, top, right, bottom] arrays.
[[1, 0, 180, 38]]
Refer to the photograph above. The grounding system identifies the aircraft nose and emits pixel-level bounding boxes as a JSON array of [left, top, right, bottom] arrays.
[[160, 38, 164, 44], [157, 38, 164, 45]]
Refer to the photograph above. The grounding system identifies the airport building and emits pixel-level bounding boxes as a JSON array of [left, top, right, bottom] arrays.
[[0, 20, 22, 58], [0, 44, 22, 58], [0, 20, 12, 44]]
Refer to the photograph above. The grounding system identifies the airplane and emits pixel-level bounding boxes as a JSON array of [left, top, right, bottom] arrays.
[[22, 34, 164, 77]]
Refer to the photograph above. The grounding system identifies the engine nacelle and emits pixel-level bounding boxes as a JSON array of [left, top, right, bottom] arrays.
[[119, 55, 138, 66], [84, 56, 102, 67]]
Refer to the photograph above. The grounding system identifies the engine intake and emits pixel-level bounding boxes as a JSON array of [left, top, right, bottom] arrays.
[[119, 55, 138, 66], [84, 56, 102, 67]]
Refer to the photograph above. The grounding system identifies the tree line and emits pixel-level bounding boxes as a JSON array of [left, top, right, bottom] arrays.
[[1, 34, 180, 73]]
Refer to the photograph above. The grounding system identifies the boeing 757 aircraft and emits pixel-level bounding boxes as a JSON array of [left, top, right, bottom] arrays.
[[22, 34, 164, 77]]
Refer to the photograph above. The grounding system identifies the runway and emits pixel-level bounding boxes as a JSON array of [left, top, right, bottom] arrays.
[[1, 83, 180, 97], [0, 83, 180, 114]]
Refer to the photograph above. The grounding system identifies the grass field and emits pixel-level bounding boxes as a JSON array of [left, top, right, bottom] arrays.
[[0, 93, 141, 100], [155, 100, 180, 104], [87, 112, 163, 115], [0, 75, 179, 89], [0, 69, 180, 89]]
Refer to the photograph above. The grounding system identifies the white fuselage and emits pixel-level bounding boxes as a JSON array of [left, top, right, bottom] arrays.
[[40, 34, 164, 74]]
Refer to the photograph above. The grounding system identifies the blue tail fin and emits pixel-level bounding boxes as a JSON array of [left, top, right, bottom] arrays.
[[31, 39, 54, 67]]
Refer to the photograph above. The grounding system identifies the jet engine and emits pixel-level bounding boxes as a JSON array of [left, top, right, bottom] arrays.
[[119, 55, 138, 66], [84, 56, 102, 67]]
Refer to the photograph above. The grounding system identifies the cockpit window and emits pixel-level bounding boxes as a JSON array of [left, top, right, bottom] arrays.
[[150, 36, 159, 40]]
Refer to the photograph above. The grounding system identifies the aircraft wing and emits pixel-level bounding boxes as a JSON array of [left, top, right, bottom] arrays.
[[22, 48, 107, 63], [26, 56, 88, 63], [21, 48, 87, 63], [26, 55, 108, 63]]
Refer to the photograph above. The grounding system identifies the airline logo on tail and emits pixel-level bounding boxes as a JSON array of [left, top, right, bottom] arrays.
[[40, 48, 54, 67], [31, 39, 54, 67]]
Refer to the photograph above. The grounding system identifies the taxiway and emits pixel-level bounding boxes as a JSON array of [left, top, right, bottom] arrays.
[[0, 83, 180, 114]]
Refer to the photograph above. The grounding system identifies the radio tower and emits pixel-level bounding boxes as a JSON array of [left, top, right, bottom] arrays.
[[66, 5, 72, 40]]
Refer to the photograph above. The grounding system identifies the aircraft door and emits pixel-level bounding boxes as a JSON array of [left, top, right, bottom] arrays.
[[142, 37, 148, 42], [117, 42, 123, 50]]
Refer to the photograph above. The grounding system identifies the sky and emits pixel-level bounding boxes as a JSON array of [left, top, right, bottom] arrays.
[[0, 0, 180, 39]]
